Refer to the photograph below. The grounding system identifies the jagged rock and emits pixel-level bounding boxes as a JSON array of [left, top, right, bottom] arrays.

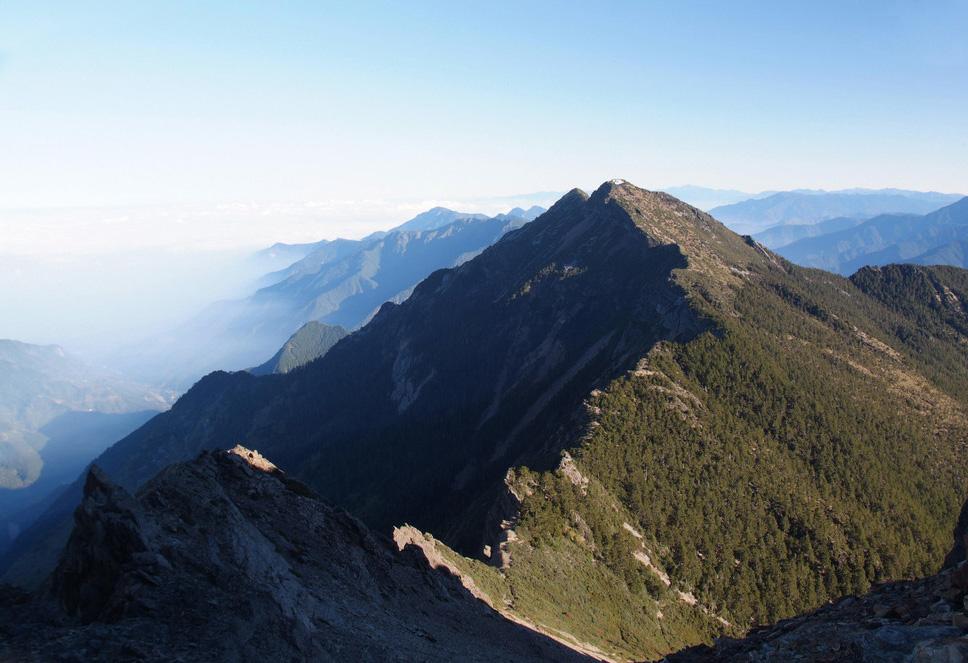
[[52, 466, 157, 623], [0, 448, 592, 662], [392, 525, 493, 607], [667, 557, 968, 662]]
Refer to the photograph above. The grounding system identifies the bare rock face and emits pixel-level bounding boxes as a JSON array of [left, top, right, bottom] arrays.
[[52, 465, 161, 623], [0, 448, 592, 662], [667, 505, 968, 662]]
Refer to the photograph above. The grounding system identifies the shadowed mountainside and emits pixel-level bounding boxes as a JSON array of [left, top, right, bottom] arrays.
[[752, 215, 865, 249], [46, 184, 709, 552]]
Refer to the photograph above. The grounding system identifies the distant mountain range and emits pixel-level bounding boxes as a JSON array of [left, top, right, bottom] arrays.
[[662, 185, 759, 210], [711, 188, 963, 234], [122, 205, 545, 389], [752, 216, 866, 249], [500, 206, 547, 221], [774, 196, 968, 274], [250, 206, 547, 281], [249, 239, 331, 276], [390, 206, 490, 232], [9, 181, 968, 659], [911, 240, 968, 268], [0, 340, 169, 489]]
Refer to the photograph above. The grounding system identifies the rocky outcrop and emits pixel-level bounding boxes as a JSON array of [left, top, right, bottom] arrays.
[[0, 447, 592, 662], [52, 465, 162, 623], [667, 499, 968, 662], [392, 525, 494, 606]]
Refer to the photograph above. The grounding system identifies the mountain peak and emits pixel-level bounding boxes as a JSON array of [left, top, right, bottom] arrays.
[[559, 187, 589, 203], [542, 187, 588, 217], [11, 180, 968, 661], [501, 205, 547, 221], [586, 178, 631, 194], [593, 177, 696, 210], [393, 207, 490, 233], [583, 179, 768, 286]]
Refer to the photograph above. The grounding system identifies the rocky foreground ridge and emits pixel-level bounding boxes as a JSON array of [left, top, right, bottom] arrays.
[[667, 563, 968, 662], [0, 447, 591, 662], [668, 511, 968, 662], [2, 446, 966, 661]]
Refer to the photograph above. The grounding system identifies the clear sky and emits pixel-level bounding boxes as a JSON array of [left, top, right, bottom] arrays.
[[0, 1, 966, 354], [2, 0, 966, 216]]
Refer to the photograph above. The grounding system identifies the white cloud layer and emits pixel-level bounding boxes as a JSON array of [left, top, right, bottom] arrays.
[[0, 193, 561, 257]]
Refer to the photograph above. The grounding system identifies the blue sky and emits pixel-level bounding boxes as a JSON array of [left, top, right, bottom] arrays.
[[0, 1, 966, 352], [1, 1, 966, 211]]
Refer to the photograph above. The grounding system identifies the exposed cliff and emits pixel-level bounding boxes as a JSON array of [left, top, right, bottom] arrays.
[[0, 447, 592, 662]]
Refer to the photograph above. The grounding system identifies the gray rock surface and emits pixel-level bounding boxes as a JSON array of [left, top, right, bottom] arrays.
[[0, 447, 592, 662], [667, 559, 968, 662]]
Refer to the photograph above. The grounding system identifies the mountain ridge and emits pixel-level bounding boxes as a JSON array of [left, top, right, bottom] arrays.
[[711, 189, 964, 234], [122, 207, 538, 388], [777, 196, 968, 274], [6, 181, 968, 659]]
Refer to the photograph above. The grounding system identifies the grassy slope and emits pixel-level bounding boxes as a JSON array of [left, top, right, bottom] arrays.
[[449, 247, 968, 659]]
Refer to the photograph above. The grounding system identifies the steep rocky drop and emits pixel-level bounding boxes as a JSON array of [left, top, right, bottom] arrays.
[[0, 446, 593, 662], [667, 519, 968, 661]]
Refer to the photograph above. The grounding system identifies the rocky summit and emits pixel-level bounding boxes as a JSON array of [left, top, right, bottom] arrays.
[[0, 447, 591, 662]]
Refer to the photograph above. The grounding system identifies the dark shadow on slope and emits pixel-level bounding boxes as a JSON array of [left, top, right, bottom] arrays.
[[943, 495, 968, 568], [280, 187, 711, 554], [0, 372, 266, 586]]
